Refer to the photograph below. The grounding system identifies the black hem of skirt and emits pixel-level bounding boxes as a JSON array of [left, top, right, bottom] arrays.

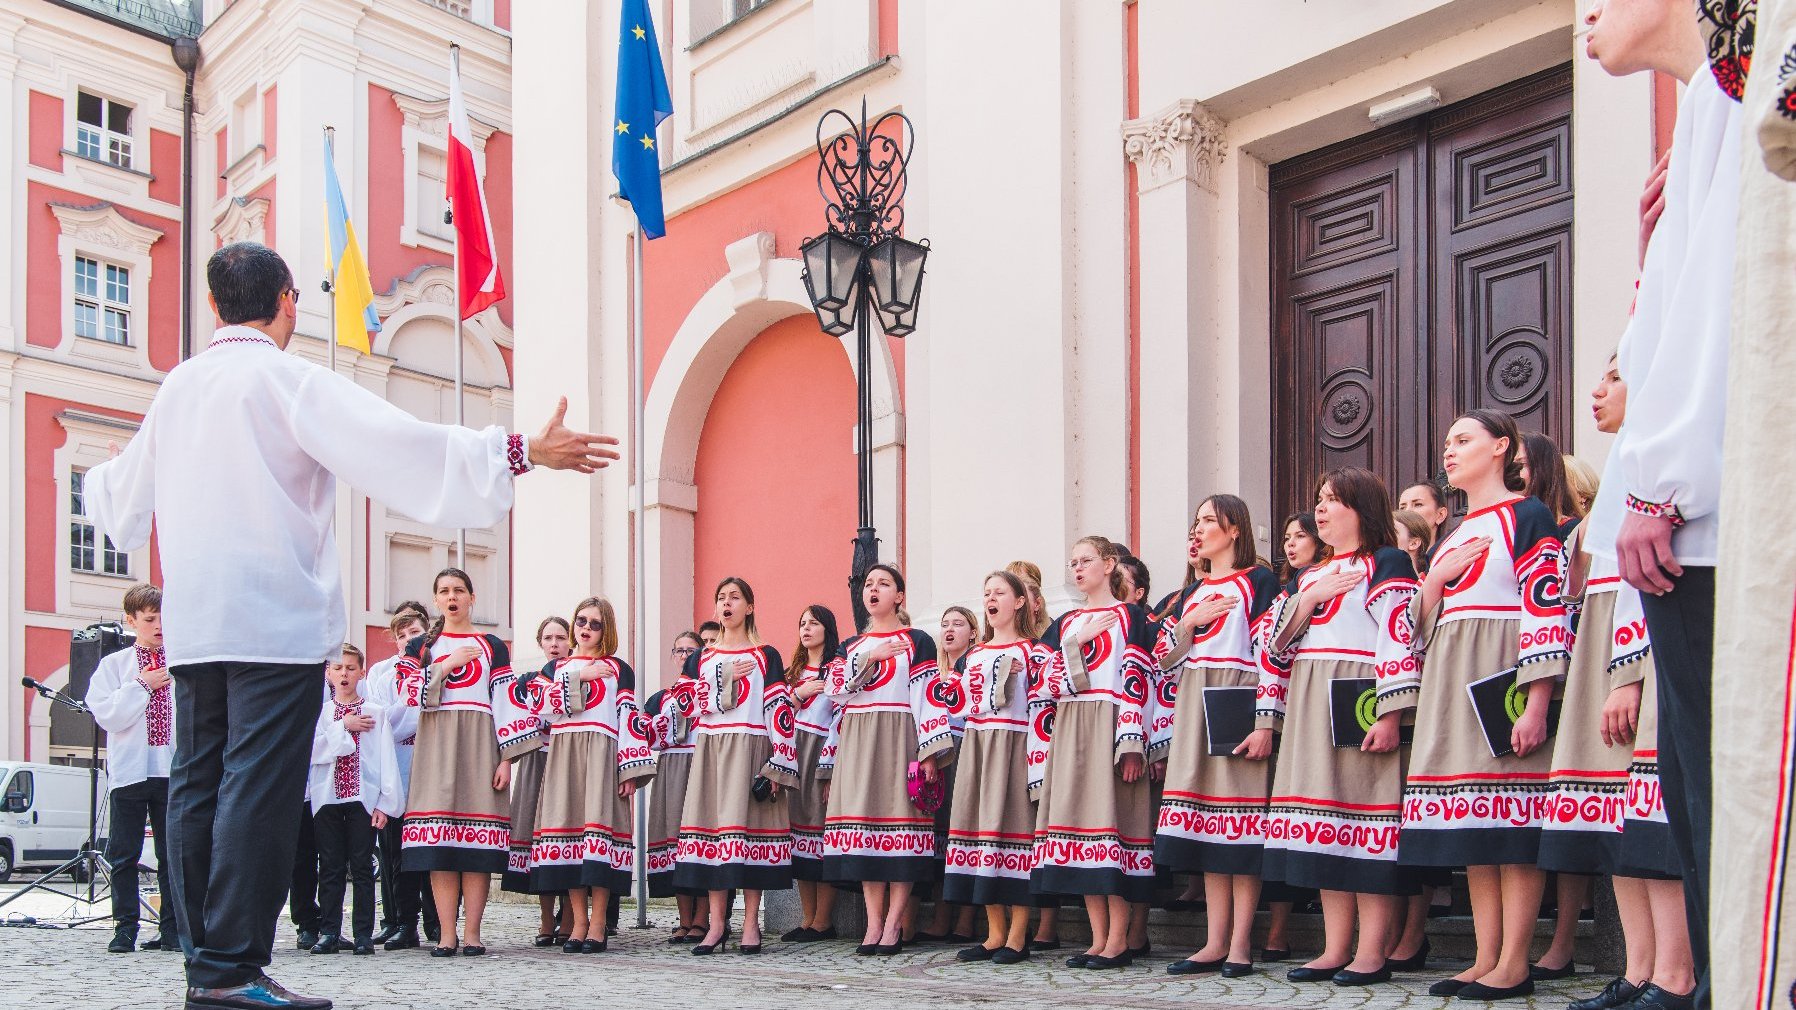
[[647, 871, 677, 899], [402, 849, 507, 875], [530, 865, 588, 893], [1261, 849, 1418, 896], [791, 858, 829, 883], [941, 873, 1033, 907], [1537, 830, 1622, 876], [1152, 836, 1264, 876], [1398, 827, 1541, 868], [1029, 866, 1157, 903], [674, 864, 793, 892], [821, 855, 937, 884], [499, 870, 535, 894], [1618, 823, 1683, 880], [1259, 879, 1318, 903]]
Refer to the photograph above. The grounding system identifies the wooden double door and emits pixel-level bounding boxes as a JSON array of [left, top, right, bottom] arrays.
[[1269, 66, 1575, 520]]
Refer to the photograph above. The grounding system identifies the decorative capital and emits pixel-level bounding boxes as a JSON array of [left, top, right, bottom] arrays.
[[723, 231, 776, 309], [392, 92, 497, 148], [51, 202, 164, 256], [1121, 99, 1227, 194], [213, 196, 270, 247]]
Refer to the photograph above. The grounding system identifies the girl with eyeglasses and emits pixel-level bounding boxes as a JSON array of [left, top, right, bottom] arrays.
[[645, 630, 705, 941], [525, 597, 653, 954], [782, 606, 842, 942], [513, 616, 570, 947]]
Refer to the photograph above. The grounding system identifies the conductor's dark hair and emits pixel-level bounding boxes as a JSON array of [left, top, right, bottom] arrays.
[[207, 242, 293, 325]]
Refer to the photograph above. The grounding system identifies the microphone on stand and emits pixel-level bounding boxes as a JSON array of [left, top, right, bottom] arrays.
[[20, 676, 51, 697]]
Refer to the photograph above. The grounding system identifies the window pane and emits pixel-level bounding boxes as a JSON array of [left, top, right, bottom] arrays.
[[106, 264, 129, 303], [104, 308, 129, 345], [108, 136, 132, 169], [74, 257, 98, 298], [103, 537, 129, 576], [77, 92, 102, 126], [108, 101, 131, 135], [76, 126, 100, 160], [70, 471, 86, 516], [417, 148, 451, 239], [74, 301, 98, 339], [70, 522, 95, 572]]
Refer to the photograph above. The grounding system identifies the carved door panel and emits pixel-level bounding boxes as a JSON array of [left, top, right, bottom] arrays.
[[1270, 66, 1573, 523]]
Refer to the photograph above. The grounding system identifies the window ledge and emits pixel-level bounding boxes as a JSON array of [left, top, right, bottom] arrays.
[[688, 1, 780, 50], [60, 150, 152, 181]]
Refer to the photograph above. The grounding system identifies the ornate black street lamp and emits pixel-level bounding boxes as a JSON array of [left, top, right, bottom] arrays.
[[799, 99, 929, 632]]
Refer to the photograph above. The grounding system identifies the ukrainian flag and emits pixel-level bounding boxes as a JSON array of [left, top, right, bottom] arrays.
[[324, 133, 379, 354]]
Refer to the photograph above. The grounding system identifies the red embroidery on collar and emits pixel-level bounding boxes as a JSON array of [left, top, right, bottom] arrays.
[[138, 646, 172, 748]]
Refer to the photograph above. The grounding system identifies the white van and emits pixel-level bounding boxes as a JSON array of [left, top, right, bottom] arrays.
[[0, 761, 109, 882]]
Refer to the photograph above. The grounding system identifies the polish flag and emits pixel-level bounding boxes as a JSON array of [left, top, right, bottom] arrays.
[[447, 46, 505, 320]]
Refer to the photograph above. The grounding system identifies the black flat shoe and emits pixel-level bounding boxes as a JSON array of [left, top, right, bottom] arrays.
[[141, 935, 166, 951], [1221, 961, 1255, 978], [184, 974, 332, 1010], [383, 930, 419, 951], [1064, 954, 1093, 968], [1429, 979, 1471, 997], [780, 926, 813, 942], [1626, 984, 1697, 1010], [1388, 938, 1430, 971], [874, 942, 903, 956], [956, 944, 996, 962], [1333, 966, 1393, 986], [1288, 964, 1350, 982], [1031, 939, 1062, 951], [461, 945, 486, 957], [428, 945, 459, 958], [1529, 961, 1576, 981], [739, 942, 763, 955], [811, 927, 839, 940], [533, 933, 556, 948], [308, 936, 341, 955], [855, 943, 879, 956], [1167, 957, 1223, 975], [352, 941, 375, 956], [991, 946, 1029, 965], [1258, 947, 1292, 962], [1569, 977, 1646, 1010], [1083, 953, 1131, 969], [562, 938, 584, 953], [1456, 979, 1535, 1001], [581, 938, 607, 953]]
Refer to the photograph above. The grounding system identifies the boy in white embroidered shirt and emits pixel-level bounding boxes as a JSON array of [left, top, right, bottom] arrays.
[[87, 583, 177, 954], [307, 644, 401, 955]]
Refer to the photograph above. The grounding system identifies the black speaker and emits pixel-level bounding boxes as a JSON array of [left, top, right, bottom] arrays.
[[53, 623, 136, 752]]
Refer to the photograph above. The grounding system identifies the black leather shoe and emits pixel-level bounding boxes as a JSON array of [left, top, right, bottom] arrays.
[[1064, 953, 1092, 968], [1166, 957, 1223, 976], [184, 974, 333, 1009], [1388, 938, 1430, 971], [1221, 961, 1255, 978], [1569, 977, 1645, 1010], [351, 941, 374, 956], [1529, 961, 1576, 981], [108, 932, 135, 954], [1429, 979, 1471, 997], [1083, 953, 1131, 969], [582, 939, 608, 954], [1456, 978, 1535, 1001], [780, 926, 813, 942], [855, 943, 878, 956], [141, 934, 166, 951], [561, 938, 584, 954], [461, 945, 486, 957], [382, 929, 419, 951], [371, 925, 401, 945], [1287, 964, 1349, 982], [956, 944, 996, 962], [294, 930, 318, 951], [1030, 938, 1062, 951], [428, 945, 458, 958], [1258, 947, 1292, 962], [874, 941, 903, 956], [1626, 984, 1696, 1010], [811, 927, 839, 941], [1333, 965, 1393, 986], [308, 936, 341, 955], [991, 946, 1029, 965]]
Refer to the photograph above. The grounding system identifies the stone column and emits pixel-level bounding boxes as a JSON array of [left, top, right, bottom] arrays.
[[1123, 99, 1227, 582]]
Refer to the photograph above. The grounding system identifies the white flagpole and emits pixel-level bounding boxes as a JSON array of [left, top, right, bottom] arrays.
[[450, 45, 467, 570], [325, 125, 338, 377], [632, 224, 649, 927]]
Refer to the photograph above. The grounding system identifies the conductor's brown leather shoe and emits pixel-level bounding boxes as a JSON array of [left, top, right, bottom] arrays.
[[184, 975, 332, 1010]]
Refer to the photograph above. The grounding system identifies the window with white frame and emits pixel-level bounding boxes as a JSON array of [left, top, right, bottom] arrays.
[[69, 470, 130, 577], [75, 92, 133, 170], [416, 145, 452, 241], [230, 88, 260, 161], [73, 255, 131, 345]]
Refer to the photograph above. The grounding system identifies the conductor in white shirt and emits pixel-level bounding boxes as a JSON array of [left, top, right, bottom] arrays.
[[82, 242, 618, 1010]]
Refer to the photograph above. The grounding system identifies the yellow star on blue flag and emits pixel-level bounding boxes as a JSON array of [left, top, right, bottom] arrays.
[[614, 0, 672, 238]]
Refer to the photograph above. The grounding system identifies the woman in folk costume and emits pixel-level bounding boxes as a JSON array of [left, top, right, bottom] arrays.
[[1399, 409, 1571, 1001], [1245, 468, 1418, 986], [644, 631, 704, 941], [1031, 535, 1158, 970], [822, 564, 957, 955], [510, 616, 568, 946], [1005, 559, 1068, 954], [1152, 495, 1282, 978], [397, 568, 535, 957], [945, 571, 1050, 964], [527, 597, 654, 953], [782, 605, 842, 943], [672, 577, 800, 956], [912, 606, 979, 945]]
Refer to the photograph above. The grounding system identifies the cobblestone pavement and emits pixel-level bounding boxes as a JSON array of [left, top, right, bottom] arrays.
[[0, 885, 1605, 1010]]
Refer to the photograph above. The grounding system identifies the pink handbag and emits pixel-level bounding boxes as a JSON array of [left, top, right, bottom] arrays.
[[907, 761, 945, 814]]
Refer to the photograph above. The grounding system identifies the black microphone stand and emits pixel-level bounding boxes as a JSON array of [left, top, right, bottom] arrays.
[[0, 681, 147, 928]]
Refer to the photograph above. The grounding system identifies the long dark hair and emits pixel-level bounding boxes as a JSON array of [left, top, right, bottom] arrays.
[[713, 576, 760, 646], [1195, 494, 1258, 576], [1521, 431, 1582, 521], [1316, 468, 1398, 557], [1279, 510, 1329, 582], [784, 605, 840, 687], [1459, 408, 1526, 493], [423, 567, 473, 652]]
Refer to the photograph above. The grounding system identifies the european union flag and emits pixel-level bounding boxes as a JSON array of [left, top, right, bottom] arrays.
[[613, 0, 673, 239]]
